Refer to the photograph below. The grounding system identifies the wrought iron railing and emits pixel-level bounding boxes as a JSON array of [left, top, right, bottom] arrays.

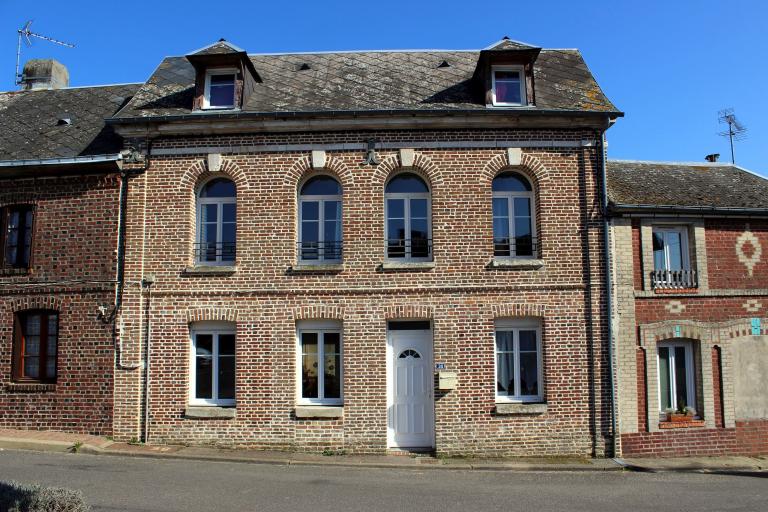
[[194, 242, 236, 264], [493, 236, 539, 258], [297, 241, 343, 262], [651, 269, 698, 289], [387, 238, 433, 260]]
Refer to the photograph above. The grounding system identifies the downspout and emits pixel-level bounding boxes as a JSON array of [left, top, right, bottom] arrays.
[[142, 274, 155, 443], [597, 128, 619, 458]]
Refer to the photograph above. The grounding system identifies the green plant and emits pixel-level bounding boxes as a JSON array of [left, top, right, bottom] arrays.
[[69, 441, 84, 453], [127, 437, 143, 446], [0, 480, 90, 512], [321, 448, 347, 456]]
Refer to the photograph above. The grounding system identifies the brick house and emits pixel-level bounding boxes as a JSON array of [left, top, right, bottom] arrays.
[[608, 160, 768, 457], [103, 38, 621, 455], [0, 62, 139, 435]]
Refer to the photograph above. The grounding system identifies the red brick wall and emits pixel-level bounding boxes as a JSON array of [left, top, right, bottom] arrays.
[[115, 128, 612, 455], [635, 296, 765, 324], [735, 420, 768, 455], [0, 174, 119, 435], [706, 220, 768, 290], [712, 346, 724, 429], [636, 348, 647, 432]]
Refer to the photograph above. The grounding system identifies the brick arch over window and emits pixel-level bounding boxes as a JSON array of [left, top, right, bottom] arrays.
[[7, 296, 64, 313], [284, 154, 354, 190], [491, 303, 547, 318], [480, 151, 550, 188], [293, 305, 346, 321], [185, 307, 238, 323], [180, 158, 250, 193], [371, 152, 443, 190], [383, 304, 434, 320]]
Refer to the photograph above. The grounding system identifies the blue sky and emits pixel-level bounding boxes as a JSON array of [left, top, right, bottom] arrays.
[[1, 0, 764, 173]]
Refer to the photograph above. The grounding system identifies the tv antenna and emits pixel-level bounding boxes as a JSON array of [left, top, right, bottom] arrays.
[[718, 108, 747, 164], [15, 20, 75, 86]]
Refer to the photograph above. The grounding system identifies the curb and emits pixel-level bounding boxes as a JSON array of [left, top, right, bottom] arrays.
[[0, 440, 623, 472]]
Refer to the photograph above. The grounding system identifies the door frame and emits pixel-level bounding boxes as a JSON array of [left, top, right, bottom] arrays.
[[386, 324, 435, 449]]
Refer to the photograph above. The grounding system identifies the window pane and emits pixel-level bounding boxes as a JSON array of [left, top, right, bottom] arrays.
[[210, 74, 234, 86], [301, 333, 319, 399], [410, 219, 428, 241], [301, 201, 319, 221], [519, 352, 538, 396], [493, 172, 531, 192], [219, 334, 235, 356], [46, 357, 56, 379], [496, 331, 514, 352], [653, 232, 666, 270], [204, 224, 218, 244], [666, 232, 684, 270], [519, 330, 537, 352], [222, 203, 236, 223], [200, 179, 235, 198], [222, 223, 236, 243], [492, 197, 509, 217], [218, 356, 235, 400], [209, 81, 235, 107], [496, 351, 515, 395], [410, 198, 427, 219], [301, 176, 341, 196], [201, 204, 218, 224], [47, 315, 58, 335], [495, 71, 522, 104], [674, 346, 689, 408], [47, 335, 57, 356], [658, 347, 671, 410], [386, 199, 404, 219], [195, 355, 213, 400], [513, 197, 531, 218], [324, 200, 341, 222], [24, 335, 40, 356], [24, 357, 40, 379], [196, 334, 213, 357], [385, 173, 428, 193], [25, 314, 41, 335], [324, 333, 341, 400], [324, 221, 341, 244], [387, 219, 406, 258], [301, 221, 319, 243]]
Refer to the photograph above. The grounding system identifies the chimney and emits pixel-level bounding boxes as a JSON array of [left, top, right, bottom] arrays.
[[21, 59, 69, 90], [705, 153, 720, 163]]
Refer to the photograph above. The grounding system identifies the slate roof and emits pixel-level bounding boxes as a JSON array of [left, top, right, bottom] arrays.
[[607, 160, 768, 211], [0, 84, 139, 161], [112, 48, 618, 120]]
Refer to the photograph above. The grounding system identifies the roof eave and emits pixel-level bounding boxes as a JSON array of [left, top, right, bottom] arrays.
[[608, 202, 768, 217], [0, 154, 124, 179]]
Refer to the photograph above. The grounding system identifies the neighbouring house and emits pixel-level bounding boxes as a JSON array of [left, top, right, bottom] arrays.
[[105, 38, 621, 455], [608, 159, 768, 457], [0, 60, 139, 435]]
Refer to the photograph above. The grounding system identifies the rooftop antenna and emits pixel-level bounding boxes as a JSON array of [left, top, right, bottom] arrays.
[[718, 108, 747, 164], [15, 20, 75, 86]]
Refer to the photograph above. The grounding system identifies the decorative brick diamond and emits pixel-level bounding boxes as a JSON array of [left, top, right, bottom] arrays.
[[743, 299, 763, 313], [665, 300, 686, 314]]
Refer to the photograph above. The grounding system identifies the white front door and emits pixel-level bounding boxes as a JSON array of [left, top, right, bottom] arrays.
[[388, 330, 434, 449]]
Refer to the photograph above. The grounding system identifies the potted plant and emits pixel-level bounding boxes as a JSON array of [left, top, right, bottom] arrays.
[[667, 402, 694, 422]]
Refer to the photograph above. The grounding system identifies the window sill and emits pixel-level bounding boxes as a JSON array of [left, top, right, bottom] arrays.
[[295, 405, 344, 419], [184, 406, 236, 419], [487, 258, 544, 270], [653, 287, 699, 295], [495, 402, 547, 415], [379, 261, 435, 272], [289, 263, 344, 274], [0, 267, 30, 277], [5, 382, 56, 393], [659, 419, 705, 429], [183, 265, 237, 276]]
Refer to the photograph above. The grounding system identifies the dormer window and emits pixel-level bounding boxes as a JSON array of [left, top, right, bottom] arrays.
[[491, 66, 526, 107], [204, 69, 237, 109]]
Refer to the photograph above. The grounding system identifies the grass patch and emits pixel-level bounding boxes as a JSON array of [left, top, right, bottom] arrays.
[[0, 480, 90, 512]]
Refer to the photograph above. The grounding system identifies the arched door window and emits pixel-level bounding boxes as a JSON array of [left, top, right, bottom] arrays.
[[298, 176, 342, 263], [492, 172, 536, 258], [385, 173, 432, 261], [197, 178, 236, 265]]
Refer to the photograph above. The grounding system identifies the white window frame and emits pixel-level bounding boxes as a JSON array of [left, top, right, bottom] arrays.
[[298, 177, 343, 264], [384, 177, 432, 262], [189, 322, 236, 407], [296, 320, 343, 406], [491, 65, 527, 107], [203, 68, 237, 110], [196, 178, 236, 266], [652, 226, 691, 272], [494, 318, 544, 403], [492, 175, 536, 259], [657, 340, 696, 418]]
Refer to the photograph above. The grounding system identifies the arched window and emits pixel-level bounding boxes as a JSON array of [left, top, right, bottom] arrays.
[[298, 176, 342, 263], [196, 178, 236, 265], [385, 173, 431, 261], [492, 172, 536, 258], [13, 310, 58, 383]]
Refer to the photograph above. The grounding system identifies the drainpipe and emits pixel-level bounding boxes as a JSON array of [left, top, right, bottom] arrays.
[[142, 274, 155, 443], [597, 128, 619, 458]]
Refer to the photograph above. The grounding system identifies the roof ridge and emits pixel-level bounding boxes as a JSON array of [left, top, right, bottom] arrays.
[[608, 158, 736, 167], [0, 82, 142, 94]]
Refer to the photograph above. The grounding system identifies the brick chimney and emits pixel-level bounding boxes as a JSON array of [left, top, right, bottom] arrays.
[[705, 153, 720, 163], [21, 59, 69, 90]]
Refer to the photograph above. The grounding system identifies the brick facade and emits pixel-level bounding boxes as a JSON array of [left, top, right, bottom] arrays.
[[111, 129, 613, 456], [0, 174, 119, 435], [612, 215, 768, 457]]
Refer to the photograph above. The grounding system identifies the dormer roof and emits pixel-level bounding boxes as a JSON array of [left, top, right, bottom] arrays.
[[185, 39, 261, 82]]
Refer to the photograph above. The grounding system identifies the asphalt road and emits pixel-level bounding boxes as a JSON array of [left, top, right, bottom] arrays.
[[0, 449, 767, 512]]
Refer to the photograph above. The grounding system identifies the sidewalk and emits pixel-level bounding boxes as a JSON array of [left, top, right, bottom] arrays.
[[0, 429, 765, 473]]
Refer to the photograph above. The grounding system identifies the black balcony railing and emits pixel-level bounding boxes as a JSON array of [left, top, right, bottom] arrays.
[[298, 240, 343, 262], [651, 269, 698, 289], [387, 238, 433, 260], [194, 242, 236, 264], [493, 236, 539, 258]]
